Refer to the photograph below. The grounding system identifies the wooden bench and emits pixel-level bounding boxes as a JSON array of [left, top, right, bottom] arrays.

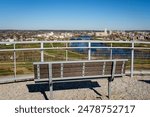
[[33, 59, 128, 99]]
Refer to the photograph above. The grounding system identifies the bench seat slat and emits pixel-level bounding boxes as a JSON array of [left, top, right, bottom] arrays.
[[34, 73, 126, 83]]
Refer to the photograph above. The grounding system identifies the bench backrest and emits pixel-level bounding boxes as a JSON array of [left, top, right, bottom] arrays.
[[33, 59, 128, 82]]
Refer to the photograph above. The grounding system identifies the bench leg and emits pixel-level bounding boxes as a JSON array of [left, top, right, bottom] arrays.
[[49, 82, 53, 100], [108, 78, 111, 99]]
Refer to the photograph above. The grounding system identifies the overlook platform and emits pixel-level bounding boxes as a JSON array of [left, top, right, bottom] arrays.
[[0, 75, 149, 100]]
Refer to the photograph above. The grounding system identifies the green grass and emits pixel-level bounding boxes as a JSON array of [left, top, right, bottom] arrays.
[[15, 43, 40, 49], [134, 43, 150, 48], [112, 43, 131, 47], [0, 64, 14, 75]]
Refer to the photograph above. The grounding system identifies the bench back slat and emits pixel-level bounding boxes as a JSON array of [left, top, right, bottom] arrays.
[[33, 59, 128, 81]]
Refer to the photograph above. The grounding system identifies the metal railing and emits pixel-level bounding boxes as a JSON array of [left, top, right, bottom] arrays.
[[0, 40, 150, 83]]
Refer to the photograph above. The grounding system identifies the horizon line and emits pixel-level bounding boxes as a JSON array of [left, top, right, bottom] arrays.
[[0, 29, 150, 31]]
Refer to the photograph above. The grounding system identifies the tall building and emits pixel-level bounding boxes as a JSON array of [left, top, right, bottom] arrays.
[[104, 28, 107, 34]]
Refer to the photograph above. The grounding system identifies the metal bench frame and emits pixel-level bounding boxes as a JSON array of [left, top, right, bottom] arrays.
[[33, 59, 128, 99]]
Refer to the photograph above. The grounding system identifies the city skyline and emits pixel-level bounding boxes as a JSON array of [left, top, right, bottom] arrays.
[[0, 0, 150, 30]]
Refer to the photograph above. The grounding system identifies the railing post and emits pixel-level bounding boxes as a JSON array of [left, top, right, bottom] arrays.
[[65, 43, 68, 61], [41, 41, 44, 62], [131, 41, 134, 78], [48, 64, 53, 99], [13, 43, 16, 80], [88, 41, 91, 60], [110, 43, 113, 59]]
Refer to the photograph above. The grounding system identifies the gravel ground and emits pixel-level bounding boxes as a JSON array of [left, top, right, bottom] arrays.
[[0, 75, 150, 100]]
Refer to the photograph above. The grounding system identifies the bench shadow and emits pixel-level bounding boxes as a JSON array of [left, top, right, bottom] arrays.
[[26, 80, 101, 100], [138, 80, 150, 84]]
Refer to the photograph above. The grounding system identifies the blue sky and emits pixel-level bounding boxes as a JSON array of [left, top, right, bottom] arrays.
[[0, 0, 150, 30]]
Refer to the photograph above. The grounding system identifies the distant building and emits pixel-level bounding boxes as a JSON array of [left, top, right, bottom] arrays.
[[109, 30, 112, 35], [6, 39, 14, 45], [95, 29, 109, 37], [104, 28, 107, 35]]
